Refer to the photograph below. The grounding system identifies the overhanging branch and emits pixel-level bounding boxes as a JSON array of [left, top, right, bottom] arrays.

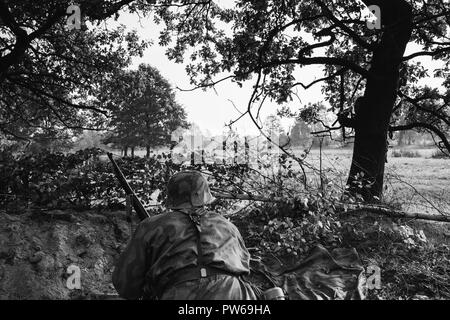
[[390, 122, 450, 153]]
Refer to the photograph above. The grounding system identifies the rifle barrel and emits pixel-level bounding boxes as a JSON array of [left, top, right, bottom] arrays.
[[107, 152, 150, 221]]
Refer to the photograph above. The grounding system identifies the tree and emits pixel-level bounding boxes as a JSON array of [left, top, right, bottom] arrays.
[[0, 0, 152, 142], [72, 130, 108, 151], [290, 120, 312, 148], [154, 0, 450, 201], [0, 0, 213, 143], [102, 64, 188, 156], [26, 128, 75, 154], [2, 0, 448, 200], [263, 115, 289, 147]]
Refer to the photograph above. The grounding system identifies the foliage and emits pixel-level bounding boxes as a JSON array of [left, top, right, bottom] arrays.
[[0, 148, 253, 211], [375, 244, 450, 300], [391, 149, 421, 158], [1, 148, 110, 209], [340, 213, 450, 300], [241, 191, 344, 258], [431, 149, 450, 159], [72, 130, 109, 151], [0, 0, 151, 140], [0, 147, 346, 251], [289, 119, 312, 147], [155, 0, 449, 137], [101, 64, 188, 153], [154, 0, 450, 199]]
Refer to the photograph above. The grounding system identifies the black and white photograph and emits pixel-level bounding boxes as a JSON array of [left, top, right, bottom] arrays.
[[0, 0, 449, 307]]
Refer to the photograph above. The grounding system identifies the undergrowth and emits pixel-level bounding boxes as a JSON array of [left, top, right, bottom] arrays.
[[233, 204, 450, 300], [341, 214, 450, 299]]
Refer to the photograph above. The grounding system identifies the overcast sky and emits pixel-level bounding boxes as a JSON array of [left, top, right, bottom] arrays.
[[108, 7, 445, 137], [110, 12, 324, 136]]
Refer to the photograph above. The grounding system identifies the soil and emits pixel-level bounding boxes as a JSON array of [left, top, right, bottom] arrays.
[[1, 208, 449, 300], [0, 209, 134, 299]]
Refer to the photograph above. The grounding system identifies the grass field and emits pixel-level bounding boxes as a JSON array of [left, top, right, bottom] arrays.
[[302, 147, 450, 216]]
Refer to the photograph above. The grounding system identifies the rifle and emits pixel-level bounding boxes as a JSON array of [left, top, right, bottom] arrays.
[[107, 152, 150, 221]]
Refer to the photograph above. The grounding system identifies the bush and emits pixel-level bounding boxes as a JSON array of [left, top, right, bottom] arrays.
[[431, 150, 449, 159], [0, 148, 255, 211], [391, 149, 421, 158]]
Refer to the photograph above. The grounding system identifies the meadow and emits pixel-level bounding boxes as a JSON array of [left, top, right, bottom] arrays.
[[304, 147, 449, 216]]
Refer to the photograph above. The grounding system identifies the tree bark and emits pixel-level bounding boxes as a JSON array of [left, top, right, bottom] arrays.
[[347, 0, 413, 201], [131, 147, 135, 158], [146, 145, 150, 158], [124, 146, 128, 157]]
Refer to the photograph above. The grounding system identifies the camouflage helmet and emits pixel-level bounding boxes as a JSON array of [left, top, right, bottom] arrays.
[[166, 170, 215, 209]]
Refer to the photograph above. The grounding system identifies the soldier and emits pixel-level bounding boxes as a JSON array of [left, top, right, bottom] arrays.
[[112, 170, 257, 300]]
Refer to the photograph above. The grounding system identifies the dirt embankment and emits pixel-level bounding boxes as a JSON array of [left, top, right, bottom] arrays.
[[0, 209, 133, 299], [1, 207, 449, 300]]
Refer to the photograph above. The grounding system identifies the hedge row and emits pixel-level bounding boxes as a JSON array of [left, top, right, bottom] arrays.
[[0, 148, 252, 211]]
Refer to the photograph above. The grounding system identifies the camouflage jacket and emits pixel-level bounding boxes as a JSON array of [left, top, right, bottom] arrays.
[[112, 210, 252, 299]]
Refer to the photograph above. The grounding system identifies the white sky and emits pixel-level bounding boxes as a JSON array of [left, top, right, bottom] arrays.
[[110, 12, 325, 136], [107, 9, 444, 136]]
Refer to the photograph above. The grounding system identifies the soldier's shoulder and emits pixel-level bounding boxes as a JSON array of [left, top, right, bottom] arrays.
[[204, 211, 234, 225], [205, 210, 222, 218], [142, 210, 189, 226], [204, 211, 242, 233], [135, 211, 188, 237]]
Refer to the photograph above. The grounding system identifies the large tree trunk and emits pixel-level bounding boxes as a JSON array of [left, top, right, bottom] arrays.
[[347, 0, 413, 201]]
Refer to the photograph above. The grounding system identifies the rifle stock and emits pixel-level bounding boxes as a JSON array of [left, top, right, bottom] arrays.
[[107, 152, 150, 221]]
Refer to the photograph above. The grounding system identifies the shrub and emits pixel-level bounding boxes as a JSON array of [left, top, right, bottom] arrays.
[[431, 150, 449, 159], [391, 149, 421, 158], [0, 148, 255, 211]]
